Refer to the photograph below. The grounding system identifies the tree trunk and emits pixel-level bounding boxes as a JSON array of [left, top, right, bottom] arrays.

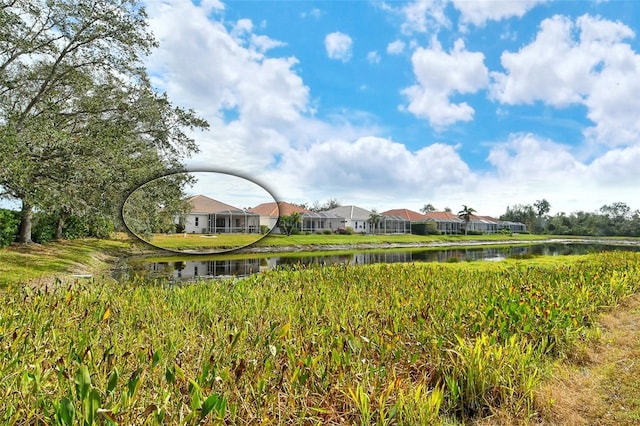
[[55, 211, 69, 240], [18, 200, 33, 243]]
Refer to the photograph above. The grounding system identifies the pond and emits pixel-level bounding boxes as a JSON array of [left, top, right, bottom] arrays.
[[115, 242, 640, 282]]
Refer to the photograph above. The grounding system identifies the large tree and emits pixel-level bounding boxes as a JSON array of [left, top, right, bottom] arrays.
[[0, 0, 207, 243], [420, 203, 436, 214], [122, 173, 196, 240]]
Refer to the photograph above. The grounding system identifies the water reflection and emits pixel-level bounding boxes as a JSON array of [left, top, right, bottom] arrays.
[[120, 243, 639, 282]]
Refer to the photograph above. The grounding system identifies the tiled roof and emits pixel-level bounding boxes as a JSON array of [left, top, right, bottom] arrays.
[[247, 201, 307, 217], [381, 208, 428, 221], [188, 195, 247, 214], [423, 211, 464, 223]]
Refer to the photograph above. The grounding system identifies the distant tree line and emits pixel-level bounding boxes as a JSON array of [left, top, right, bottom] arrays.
[[501, 201, 640, 237]]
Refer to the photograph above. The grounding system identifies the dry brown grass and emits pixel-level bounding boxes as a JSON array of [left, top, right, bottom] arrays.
[[534, 294, 640, 426]]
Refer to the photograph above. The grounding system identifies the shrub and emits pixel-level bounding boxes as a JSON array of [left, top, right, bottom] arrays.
[[323, 229, 332, 235], [32, 212, 56, 243], [0, 209, 19, 248], [411, 222, 440, 235], [61, 215, 88, 239], [344, 226, 354, 235], [260, 225, 270, 235]]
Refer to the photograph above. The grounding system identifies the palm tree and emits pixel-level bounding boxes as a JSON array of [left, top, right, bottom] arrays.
[[458, 205, 476, 235], [368, 210, 381, 234]]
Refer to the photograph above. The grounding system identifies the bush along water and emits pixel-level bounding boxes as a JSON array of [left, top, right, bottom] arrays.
[[0, 251, 639, 424]]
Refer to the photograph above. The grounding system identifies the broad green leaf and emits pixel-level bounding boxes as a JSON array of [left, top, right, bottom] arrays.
[[75, 365, 91, 402]]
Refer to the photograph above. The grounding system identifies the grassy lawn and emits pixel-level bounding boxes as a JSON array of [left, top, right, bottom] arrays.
[[147, 233, 265, 252], [0, 238, 130, 287], [1, 250, 639, 424]]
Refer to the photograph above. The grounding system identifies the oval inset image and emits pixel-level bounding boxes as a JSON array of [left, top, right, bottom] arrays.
[[123, 171, 279, 254]]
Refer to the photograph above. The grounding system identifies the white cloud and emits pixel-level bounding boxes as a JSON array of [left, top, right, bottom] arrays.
[[232, 18, 253, 36], [452, 0, 547, 27], [487, 133, 586, 180], [480, 133, 640, 214], [325, 32, 353, 62], [301, 8, 322, 19], [367, 51, 381, 64], [272, 132, 640, 215], [588, 145, 640, 185], [199, 0, 225, 12], [387, 40, 405, 55], [277, 136, 472, 200], [402, 38, 489, 128], [142, 0, 314, 178], [491, 14, 640, 147], [399, 0, 450, 34], [145, 1, 309, 126], [250, 34, 286, 53]]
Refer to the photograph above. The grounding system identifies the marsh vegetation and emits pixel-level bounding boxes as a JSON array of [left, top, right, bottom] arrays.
[[1, 251, 639, 424]]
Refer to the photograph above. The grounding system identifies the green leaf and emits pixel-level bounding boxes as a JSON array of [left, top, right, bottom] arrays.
[[55, 397, 75, 425], [127, 368, 143, 400], [188, 378, 202, 410], [85, 389, 100, 425], [106, 369, 119, 394], [200, 393, 226, 419], [152, 349, 161, 367], [165, 366, 176, 385], [75, 365, 91, 402]]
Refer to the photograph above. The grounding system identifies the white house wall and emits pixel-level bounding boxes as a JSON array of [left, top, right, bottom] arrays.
[[184, 214, 208, 233]]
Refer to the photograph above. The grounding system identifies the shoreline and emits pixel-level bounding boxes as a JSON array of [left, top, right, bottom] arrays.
[[132, 236, 640, 257]]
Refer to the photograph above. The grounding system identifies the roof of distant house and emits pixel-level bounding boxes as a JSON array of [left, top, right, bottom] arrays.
[[471, 214, 499, 224], [324, 205, 372, 220], [423, 211, 464, 222], [187, 194, 248, 214], [381, 208, 429, 221], [248, 201, 307, 217]]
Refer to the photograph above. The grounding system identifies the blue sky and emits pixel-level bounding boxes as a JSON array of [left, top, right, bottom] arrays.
[[143, 0, 640, 216]]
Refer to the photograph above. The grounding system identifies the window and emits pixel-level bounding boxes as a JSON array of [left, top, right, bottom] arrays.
[[195, 217, 199, 227]]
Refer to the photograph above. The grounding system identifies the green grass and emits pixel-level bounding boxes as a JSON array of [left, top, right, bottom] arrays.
[[0, 239, 129, 287], [1, 251, 639, 424], [147, 233, 265, 252]]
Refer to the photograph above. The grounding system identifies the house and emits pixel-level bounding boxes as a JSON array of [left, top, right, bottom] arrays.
[[497, 219, 527, 233], [248, 201, 343, 234], [324, 205, 411, 234], [381, 208, 429, 222], [467, 215, 528, 234], [181, 194, 260, 234], [423, 211, 464, 234], [248, 201, 304, 232], [381, 208, 431, 234], [467, 215, 499, 234], [248, 201, 305, 234], [377, 215, 411, 234], [324, 205, 373, 233], [299, 210, 343, 233]]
